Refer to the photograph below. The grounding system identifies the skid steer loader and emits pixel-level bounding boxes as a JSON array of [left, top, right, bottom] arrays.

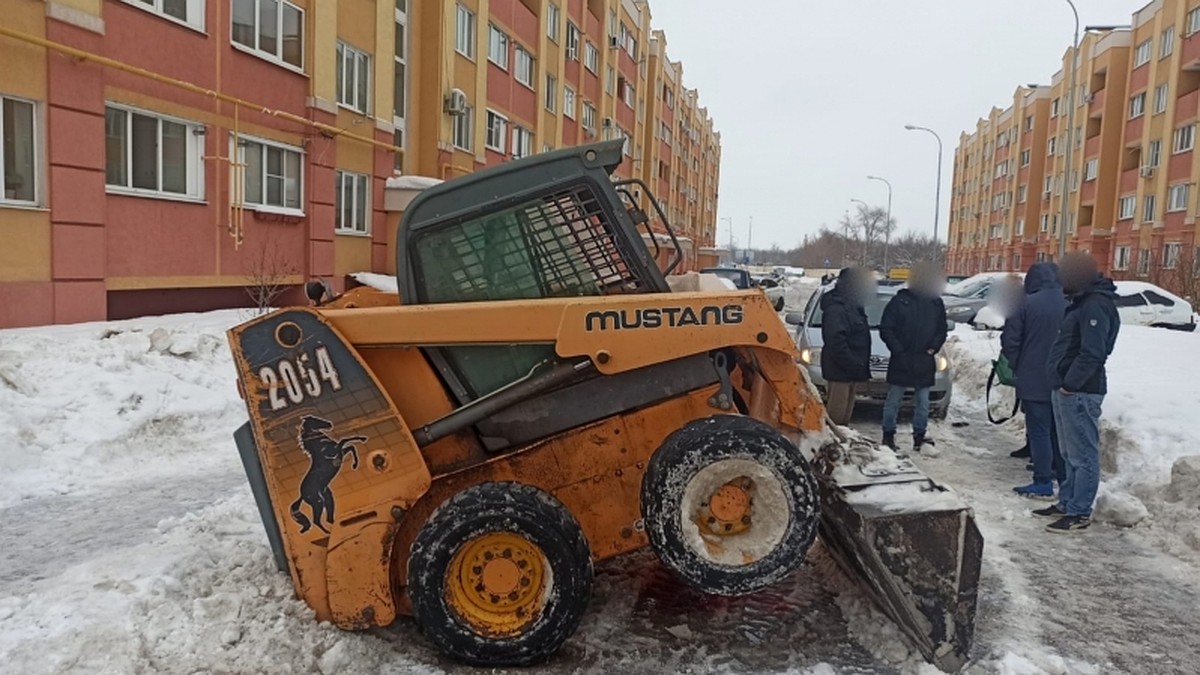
[[228, 141, 982, 671]]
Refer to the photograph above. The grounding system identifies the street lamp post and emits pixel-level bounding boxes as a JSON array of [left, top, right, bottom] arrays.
[[1060, 0, 1080, 260], [867, 175, 893, 272], [905, 124, 944, 255], [720, 216, 734, 263]]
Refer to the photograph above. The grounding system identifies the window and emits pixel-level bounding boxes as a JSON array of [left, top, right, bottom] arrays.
[[546, 3, 560, 42], [1155, 84, 1169, 115], [584, 42, 599, 73], [1018, 185, 1027, 203], [1, 95, 37, 204], [456, 4, 476, 58], [1118, 195, 1136, 220], [336, 42, 370, 114], [1043, 175, 1053, 195], [1040, 214, 1049, 232], [1025, 115, 1034, 131], [511, 126, 533, 160], [1135, 39, 1152, 67], [335, 170, 369, 234], [1162, 26, 1175, 59], [566, 22, 580, 60], [452, 105, 473, 151], [232, 0, 303, 69], [1191, 7, 1200, 36], [1148, 139, 1163, 167], [1174, 125, 1195, 153], [1169, 183, 1190, 212], [1164, 243, 1182, 269], [1016, 218, 1025, 235], [1051, 97, 1060, 117], [122, 0, 204, 30], [104, 105, 203, 199], [393, 5, 408, 147], [1146, 289, 1177, 306], [545, 75, 557, 111], [1114, 246, 1131, 271], [485, 110, 508, 152], [1020, 148, 1030, 166], [514, 46, 533, 87], [622, 79, 635, 108], [1084, 158, 1098, 181], [1137, 249, 1151, 276], [563, 86, 576, 119], [1013, 254, 1022, 270], [605, 67, 615, 95], [1144, 194, 1157, 222], [1047, 136, 1057, 155], [1130, 92, 1146, 119], [581, 102, 596, 131], [488, 25, 509, 69], [235, 136, 303, 212]]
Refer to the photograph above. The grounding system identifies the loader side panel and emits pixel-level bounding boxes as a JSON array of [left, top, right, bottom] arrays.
[[228, 308, 432, 626]]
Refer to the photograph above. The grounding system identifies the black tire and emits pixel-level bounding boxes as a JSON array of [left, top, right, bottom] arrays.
[[774, 297, 786, 312], [641, 415, 820, 596], [407, 482, 593, 666]]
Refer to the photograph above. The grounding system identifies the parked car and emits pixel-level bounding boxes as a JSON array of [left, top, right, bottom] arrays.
[[785, 284, 954, 419], [942, 272, 1024, 324], [1113, 281, 1196, 331], [701, 267, 787, 310]]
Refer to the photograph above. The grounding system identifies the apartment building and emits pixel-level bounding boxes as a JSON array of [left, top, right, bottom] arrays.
[[0, 0, 721, 328], [950, 0, 1200, 291]]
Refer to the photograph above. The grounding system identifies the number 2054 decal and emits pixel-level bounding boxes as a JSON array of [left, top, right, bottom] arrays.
[[259, 346, 344, 411]]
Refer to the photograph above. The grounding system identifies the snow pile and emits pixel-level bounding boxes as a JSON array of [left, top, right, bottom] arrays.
[[0, 311, 250, 508], [350, 272, 399, 294], [945, 323, 1200, 550], [385, 174, 442, 190], [842, 481, 967, 515]]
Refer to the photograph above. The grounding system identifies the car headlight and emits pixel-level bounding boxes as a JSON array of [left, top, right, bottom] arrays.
[[936, 354, 950, 372], [947, 306, 973, 316], [800, 347, 821, 365]]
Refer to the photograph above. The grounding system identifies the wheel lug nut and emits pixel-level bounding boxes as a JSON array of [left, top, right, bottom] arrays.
[[508, 591, 519, 601], [707, 516, 716, 524], [741, 516, 752, 525], [520, 577, 531, 587], [503, 548, 512, 558], [516, 559, 528, 569], [472, 566, 482, 575], [484, 551, 494, 560], [724, 523, 732, 532], [490, 595, 500, 604], [475, 583, 485, 593]]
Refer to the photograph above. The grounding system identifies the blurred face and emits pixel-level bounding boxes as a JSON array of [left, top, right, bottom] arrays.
[[841, 269, 876, 305], [1060, 253, 1098, 294], [909, 262, 946, 297]]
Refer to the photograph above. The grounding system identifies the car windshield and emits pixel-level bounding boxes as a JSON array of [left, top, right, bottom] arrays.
[[810, 291, 892, 329], [945, 278, 991, 298], [704, 269, 746, 288]]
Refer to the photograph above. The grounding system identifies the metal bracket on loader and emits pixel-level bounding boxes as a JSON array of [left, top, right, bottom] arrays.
[[816, 424, 983, 672]]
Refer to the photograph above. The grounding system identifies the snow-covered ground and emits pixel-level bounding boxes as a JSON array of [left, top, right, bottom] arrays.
[[2, 295, 1199, 675]]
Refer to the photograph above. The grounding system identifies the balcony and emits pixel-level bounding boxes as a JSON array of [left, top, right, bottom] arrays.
[[1088, 88, 1106, 118], [1125, 114, 1145, 142]]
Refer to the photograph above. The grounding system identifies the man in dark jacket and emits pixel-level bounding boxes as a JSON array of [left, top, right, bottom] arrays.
[[821, 268, 873, 425], [1038, 253, 1120, 533], [1001, 263, 1068, 498], [879, 262, 948, 451]]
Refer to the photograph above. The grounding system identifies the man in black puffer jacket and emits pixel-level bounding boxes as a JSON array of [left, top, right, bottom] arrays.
[[1039, 252, 1121, 533], [820, 268, 873, 425], [879, 262, 948, 451]]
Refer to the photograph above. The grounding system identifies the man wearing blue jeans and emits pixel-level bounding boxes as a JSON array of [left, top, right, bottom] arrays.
[[1039, 253, 1120, 532], [1001, 263, 1068, 497], [879, 263, 948, 452]]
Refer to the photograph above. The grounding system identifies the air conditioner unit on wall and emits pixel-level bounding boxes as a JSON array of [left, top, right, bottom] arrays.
[[1140, 165, 1155, 178], [603, 117, 614, 129], [444, 89, 468, 116], [609, 36, 620, 49]]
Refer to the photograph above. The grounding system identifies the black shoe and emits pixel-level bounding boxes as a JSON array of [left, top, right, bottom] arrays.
[[1032, 504, 1066, 518], [913, 434, 933, 452], [881, 432, 899, 451], [1046, 515, 1091, 533], [1025, 462, 1034, 472], [1010, 444, 1031, 459]]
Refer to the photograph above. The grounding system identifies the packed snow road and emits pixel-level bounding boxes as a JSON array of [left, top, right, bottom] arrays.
[[3, 298, 1200, 674]]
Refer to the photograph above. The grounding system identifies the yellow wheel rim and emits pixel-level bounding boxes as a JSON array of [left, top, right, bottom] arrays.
[[446, 532, 548, 637]]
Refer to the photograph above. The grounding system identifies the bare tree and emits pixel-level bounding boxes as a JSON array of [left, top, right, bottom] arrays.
[[243, 236, 299, 314]]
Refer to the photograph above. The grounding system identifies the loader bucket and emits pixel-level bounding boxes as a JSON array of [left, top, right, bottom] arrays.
[[814, 439, 983, 673]]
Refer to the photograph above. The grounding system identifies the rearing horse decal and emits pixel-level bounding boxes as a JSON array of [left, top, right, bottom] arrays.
[[289, 415, 366, 534]]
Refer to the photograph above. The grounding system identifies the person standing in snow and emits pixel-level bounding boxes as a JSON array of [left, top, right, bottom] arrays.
[[1039, 252, 1120, 532], [820, 268, 874, 425], [879, 262, 949, 452], [1001, 263, 1068, 498]]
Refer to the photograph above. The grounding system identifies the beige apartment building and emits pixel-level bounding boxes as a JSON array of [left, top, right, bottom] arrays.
[[950, 0, 1200, 293]]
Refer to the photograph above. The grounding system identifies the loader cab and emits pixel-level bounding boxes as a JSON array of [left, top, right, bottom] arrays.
[[392, 141, 694, 447]]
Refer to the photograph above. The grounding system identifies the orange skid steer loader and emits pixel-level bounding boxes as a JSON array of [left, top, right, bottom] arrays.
[[228, 141, 982, 671]]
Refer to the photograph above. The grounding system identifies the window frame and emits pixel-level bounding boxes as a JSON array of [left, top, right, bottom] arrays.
[[546, 3, 560, 42], [1191, 7, 1200, 36], [231, 0, 305, 72], [1162, 26, 1175, 59], [121, 0, 205, 31], [1118, 195, 1136, 220], [511, 125, 533, 160], [1163, 243, 1182, 270], [452, 104, 474, 151], [488, 24, 510, 70], [1114, 246, 1131, 271], [1129, 92, 1146, 119], [514, 46, 534, 88], [581, 102, 596, 132], [544, 74, 557, 112], [1084, 158, 1098, 181], [566, 22, 580, 60], [1135, 39, 1152, 67], [232, 133, 305, 215], [334, 169, 370, 235], [104, 102, 205, 202], [1148, 139, 1163, 167], [485, 109, 508, 153], [455, 4, 477, 59], [1174, 124, 1195, 154], [584, 41, 599, 73], [336, 41, 372, 115], [1168, 183, 1190, 212], [0, 94, 40, 207], [393, 3, 409, 149], [563, 86, 576, 119], [1144, 194, 1157, 223], [1154, 83, 1169, 115]]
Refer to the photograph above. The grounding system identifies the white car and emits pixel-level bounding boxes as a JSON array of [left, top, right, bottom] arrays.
[[1113, 281, 1195, 331], [700, 267, 787, 311]]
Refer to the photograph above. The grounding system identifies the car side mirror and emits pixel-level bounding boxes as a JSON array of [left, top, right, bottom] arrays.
[[785, 312, 806, 326]]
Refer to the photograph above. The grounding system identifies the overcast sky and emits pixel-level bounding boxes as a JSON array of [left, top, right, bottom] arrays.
[[646, 0, 1140, 250]]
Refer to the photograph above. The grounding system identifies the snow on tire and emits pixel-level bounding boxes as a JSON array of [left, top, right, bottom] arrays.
[[641, 415, 820, 596], [407, 482, 593, 667]]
